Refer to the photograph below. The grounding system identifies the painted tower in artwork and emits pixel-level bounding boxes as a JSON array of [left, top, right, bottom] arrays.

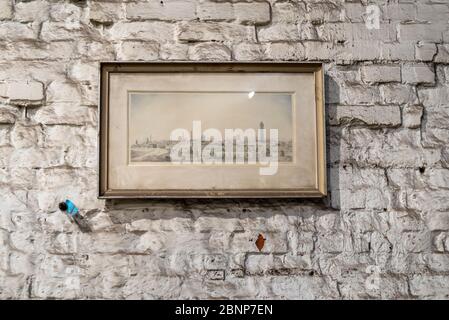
[[259, 121, 265, 143]]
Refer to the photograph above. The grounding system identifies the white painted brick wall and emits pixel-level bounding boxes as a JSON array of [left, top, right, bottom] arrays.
[[0, 0, 448, 300]]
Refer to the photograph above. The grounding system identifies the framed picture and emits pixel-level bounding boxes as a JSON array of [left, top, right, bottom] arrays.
[[99, 62, 326, 198]]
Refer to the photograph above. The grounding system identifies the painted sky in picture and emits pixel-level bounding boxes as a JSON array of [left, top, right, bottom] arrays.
[[129, 92, 293, 143]]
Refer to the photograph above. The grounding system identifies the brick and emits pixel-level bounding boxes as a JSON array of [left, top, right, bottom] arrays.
[[205, 270, 225, 280], [392, 212, 427, 232], [33, 103, 96, 126], [380, 276, 410, 299], [308, 2, 344, 23], [89, 2, 122, 24], [340, 40, 382, 61], [381, 3, 416, 21], [47, 81, 80, 103], [188, 43, 231, 61], [380, 84, 418, 105], [338, 85, 381, 105], [350, 130, 441, 168], [78, 83, 97, 106], [302, 23, 323, 42], [234, 2, 271, 25], [401, 231, 431, 253], [331, 166, 390, 210], [198, 2, 233, 21], [6, 81, 44, 104], [108, 22, 175, 42], [410, 275, 449, 298], [0, 106, 19, 124], [442, 28, 449, 45], [233, 43, 265, 61], [76, 39, 115, 60], [267, 42, 305, 60], [245, 253, 312, 275], [0, 82, 6, 97], [402, 64, 435, 85], [0, 0, 13, 20], [415, 42, 437, 61], [361, 65, 401, 83], [272, 2, 306, 24], [438, 66, 449, 84], [344, 3, 363, 22], [11, 123, 43, 148], [297, 232, 315, 254], [408, 190, 449, 212], [433, 232, 447, 252], [399, 23, 444, 42], [203, 254, 227, 270], [0, 22, 37, 40], [318, 232, 345, 253], [381, 42, 414, 61], [49, 3, 82, 22], [45, 125, 95, 148], [160, 42, 188, 60], [435, 44, 449, 63], [316, 23, 346, 43], [0, 41, 78, 61], [40, 21, 83, 42], [245, 254, 274, 274], [258, 24, 301, 42], [416, 4, 449, 23], [424, 169, 449, 190], [418, 86, 449, 107], [421, 106, 449, 146], [271, 276, 339, 299], [329, 105, 401, 127], [426, 212, 449, 231], [348, 23, 397, 42], [14, 0, 49, 22], [67, 61, 98, 83], [195, 217, 242, 233], [116, 41, 159, 61], [126, 1, 196, 21], [427, 254, 449, 272], [402, 105, 423, 129]]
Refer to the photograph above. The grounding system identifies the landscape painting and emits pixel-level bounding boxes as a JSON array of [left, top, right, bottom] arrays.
[[128, 92, 294, 164]]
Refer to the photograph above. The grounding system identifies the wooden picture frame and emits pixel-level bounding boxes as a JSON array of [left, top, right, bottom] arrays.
[[99, 62, 326, 198]]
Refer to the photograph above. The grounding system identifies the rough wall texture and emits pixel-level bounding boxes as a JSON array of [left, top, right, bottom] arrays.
[[1, 0, 449, 300]]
